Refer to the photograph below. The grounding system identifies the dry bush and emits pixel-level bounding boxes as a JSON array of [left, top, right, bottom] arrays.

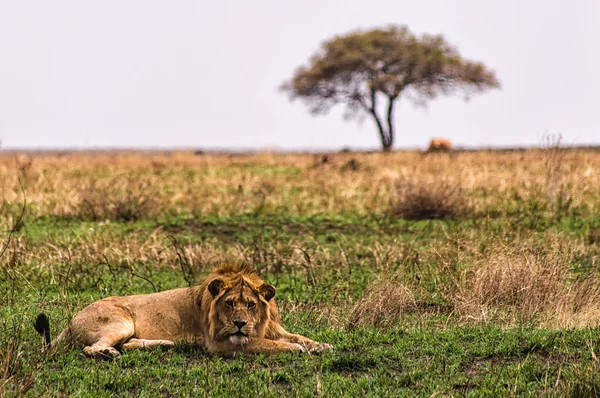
[[390, 178, 471, 220], [0, 319, 36, 396], [553, 276, 600, 328], [349, 277, 417, 329], [77, 176, 161, 222], [456, 253, 564, 322], [528, 134, 578, 220], [341, 158, 361, 172], [454, 244, 600, 327], [542, 135, 578, 211]]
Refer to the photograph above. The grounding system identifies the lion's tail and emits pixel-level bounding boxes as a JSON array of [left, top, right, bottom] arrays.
[[34, 313, 51, 347]]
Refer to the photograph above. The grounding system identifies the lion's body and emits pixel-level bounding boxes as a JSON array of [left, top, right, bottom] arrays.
[[38, 264, 331, 357], [426, 138, 453, 153]]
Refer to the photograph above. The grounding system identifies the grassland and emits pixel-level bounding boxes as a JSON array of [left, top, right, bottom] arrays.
[[1, 148, 600, 396]]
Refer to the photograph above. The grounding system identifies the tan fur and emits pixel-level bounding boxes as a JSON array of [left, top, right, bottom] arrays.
[[47, 264, 332, 357], [426, 138, 453, 153]]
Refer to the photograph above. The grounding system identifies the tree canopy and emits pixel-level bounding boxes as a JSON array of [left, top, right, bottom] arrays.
[[281, 25, 500, 151]]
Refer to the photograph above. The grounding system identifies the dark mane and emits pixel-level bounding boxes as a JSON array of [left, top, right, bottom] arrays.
[[211, 263, 258, 276]]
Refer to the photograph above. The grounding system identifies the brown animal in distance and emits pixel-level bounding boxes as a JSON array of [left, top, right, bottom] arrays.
[[34, 264, 332, 357], [425, 138, 453, 153]]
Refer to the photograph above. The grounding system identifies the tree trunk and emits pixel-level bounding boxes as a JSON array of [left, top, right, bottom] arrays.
[[368, 109, 392, 152], [385, 96, 396, 152], [382, 140, 393, 152], [366, 89, 394, 152]]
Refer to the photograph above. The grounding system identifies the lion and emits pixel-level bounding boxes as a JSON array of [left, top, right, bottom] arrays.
[[34, 264, 332, 357], [425, 138, 453, 153]]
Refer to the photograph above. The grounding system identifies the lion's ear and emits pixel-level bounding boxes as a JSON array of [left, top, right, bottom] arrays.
[[208, 279, 224, 297], [259, 284, 276, 302]]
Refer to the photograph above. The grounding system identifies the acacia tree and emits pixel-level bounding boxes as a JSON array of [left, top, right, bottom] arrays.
[[281, 25, 500, 152]]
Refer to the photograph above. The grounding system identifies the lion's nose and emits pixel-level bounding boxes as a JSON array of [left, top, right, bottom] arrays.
[[233, 320, 247, 329]]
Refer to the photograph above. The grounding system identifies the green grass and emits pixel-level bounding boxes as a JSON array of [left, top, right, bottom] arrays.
[[2, 212, 600, 397], [3, 147, 600, 397], [7, 308, 600, 397]]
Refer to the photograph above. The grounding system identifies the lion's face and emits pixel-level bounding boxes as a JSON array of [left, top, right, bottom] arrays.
[[207, 277, 275, 345]]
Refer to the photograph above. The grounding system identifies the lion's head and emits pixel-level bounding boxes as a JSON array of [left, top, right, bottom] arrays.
[[201, 264, 276, 345]]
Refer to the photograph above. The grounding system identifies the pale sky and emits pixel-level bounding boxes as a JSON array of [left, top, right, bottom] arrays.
[[1, 1, 598, 151]]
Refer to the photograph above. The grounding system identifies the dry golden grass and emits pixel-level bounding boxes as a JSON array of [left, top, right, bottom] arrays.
[[76, 175, 162, 221], [455, 248, 565, 323], [344, 231, 600, 329], [1, 149, 599, 222], [349, 277, 417, 329], [454, 240, 600, 328]]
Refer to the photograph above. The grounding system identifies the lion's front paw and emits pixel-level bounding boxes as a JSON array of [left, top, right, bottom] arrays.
[[83, 345, 120, 358], [293, 343, 307, 352], [320, 343, 333, 351], [303, 342, 333, 353]]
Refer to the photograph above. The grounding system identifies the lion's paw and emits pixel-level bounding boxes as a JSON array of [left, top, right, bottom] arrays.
[[319, 343, 333, 351], [302, 342, 333, 353], [311, 343, 333, 352], [294, 343, 307, 352], [83, 345, 120, 358]]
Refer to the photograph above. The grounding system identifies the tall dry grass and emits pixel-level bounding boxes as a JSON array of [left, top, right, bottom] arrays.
[[0, 149, 598, 222], [346, 230, 600, 329], [452, 238, 600, 328], [349, 277, 417, 329]]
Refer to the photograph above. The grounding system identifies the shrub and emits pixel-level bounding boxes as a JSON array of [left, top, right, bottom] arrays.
[[457, 252, 564, 321], [77, 176, 161, 222], [390, 179, 471, 220], [349, 277, 416, 329], [454, 244, 600, 327]]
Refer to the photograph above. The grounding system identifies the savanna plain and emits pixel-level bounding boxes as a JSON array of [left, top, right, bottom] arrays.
[[2, 147, 600, 397]]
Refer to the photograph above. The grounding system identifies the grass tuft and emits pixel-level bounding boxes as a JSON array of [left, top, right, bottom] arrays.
[[349, 277, 416, 329], [77, 176, 161, 222], [390, 178, 470, 220], [455, 245, 600, 327], [456, 251, 564, 322]]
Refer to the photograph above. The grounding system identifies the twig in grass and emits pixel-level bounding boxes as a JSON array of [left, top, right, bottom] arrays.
[[128, 266, 157, 293], [166, 235, 195, 287], [0, 179, 26, 260]]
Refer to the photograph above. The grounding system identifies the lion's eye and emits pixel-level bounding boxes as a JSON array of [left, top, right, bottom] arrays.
[[225, 299, 234, 308], [247, 302, 256, 309]]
